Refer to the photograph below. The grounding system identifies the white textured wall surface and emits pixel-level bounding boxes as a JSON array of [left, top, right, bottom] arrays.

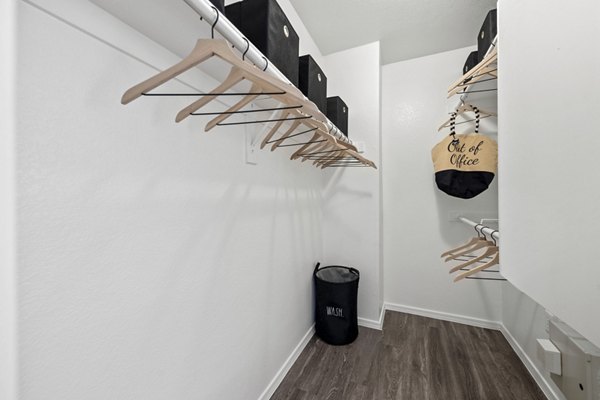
[[321, 42, 383, 322], [0, 1, 18, 399], [381, 46, 503, 322], [498, 0, 600, 347], [17, 2, 324, 399]]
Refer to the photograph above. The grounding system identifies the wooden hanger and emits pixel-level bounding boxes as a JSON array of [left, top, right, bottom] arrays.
[[444, 239, 493, 261], [291, 133, 333, 161], [268, 117, 327, 151], [174, 66, 245, 122], [304, 127, 345, 165], [270, 120, 303, 151], [303, 127, 374, 168], [316, 149, 346, 167], [441, 237, 482, 258], [122, 39, 325, 123], [204, 83, 262, 131], [176, 67, 305, 126], [447, 47, 497, 98], [453, 252, 500, 282], [339, 149, 376, 169], [201, 84, 313, 133], [259, 109, 295, 149], [437, 104, 497, 131], [448, 245, 498, 274], [442, 224, 488, 258]]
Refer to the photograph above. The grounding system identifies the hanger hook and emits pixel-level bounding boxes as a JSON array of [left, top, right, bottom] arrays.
[[241, 37, 250, 61], [490, 230, 498, 246], [474, 224, 484, 239], [210, 6, 219, 39], [262, 56, 269, 71]]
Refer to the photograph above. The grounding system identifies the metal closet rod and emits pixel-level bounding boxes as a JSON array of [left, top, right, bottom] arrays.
[[183, 0, 353, 146], [458, 216, 499, 240]]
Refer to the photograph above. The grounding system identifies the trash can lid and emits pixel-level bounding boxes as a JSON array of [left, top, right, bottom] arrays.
[[315, 266, 359, 283]]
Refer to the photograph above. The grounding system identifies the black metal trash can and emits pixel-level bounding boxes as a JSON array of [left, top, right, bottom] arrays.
[[313, 263, 359, 345]]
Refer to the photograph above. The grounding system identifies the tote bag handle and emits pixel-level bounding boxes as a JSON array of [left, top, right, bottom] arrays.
[[449, 105, 480, 143]]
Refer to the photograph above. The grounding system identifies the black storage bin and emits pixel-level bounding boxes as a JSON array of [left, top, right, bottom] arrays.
[[477, 9, 497, 62], [225, 0, 299, 86], [314, 263, 359, 346], [208, 0, 225, 13], [463, 50, 479, 75], [299, 55, 327, 113], [326, 96, 349, 137]]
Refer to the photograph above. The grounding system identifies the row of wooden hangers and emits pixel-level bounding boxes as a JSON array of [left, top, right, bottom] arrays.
[[121, 38, 376, 169], [441, 224, 502, 282], [447, 46, 497, 99]]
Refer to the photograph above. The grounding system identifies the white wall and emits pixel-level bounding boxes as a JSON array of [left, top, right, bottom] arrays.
[[381, 46, 503, 323], [321, 42, 383, 323], [16, 2, 325, 399], [502, 284, 566, 400], [498, 0, 600, 347], [276, 0, 326, 67], [0, 0, 18, 399]]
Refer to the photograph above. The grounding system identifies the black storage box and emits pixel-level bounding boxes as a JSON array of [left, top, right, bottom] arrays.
[[314, 263, 359, 346], [477, 9, 497, 62], [326, 97, 348, 137], [463, 51, 479, 75], [208, 0, 225, 13], [299, 55, 327, 113], [225, 0, 299, 86]]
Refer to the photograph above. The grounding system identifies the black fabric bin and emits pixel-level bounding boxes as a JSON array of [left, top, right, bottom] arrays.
[[463, 50, 479, 75], [313, 263, 359, 345], [225, 0, 300, 86], [299, 55, 327, 113], [477, 9, 497, 62], [326, 96, 348, 137]]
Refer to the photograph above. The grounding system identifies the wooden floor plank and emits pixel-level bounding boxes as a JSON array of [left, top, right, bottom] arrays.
[[270, 311, 546, 400]]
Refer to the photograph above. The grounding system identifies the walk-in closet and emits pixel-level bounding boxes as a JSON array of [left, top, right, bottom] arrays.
[[1, 1, 599, 399]]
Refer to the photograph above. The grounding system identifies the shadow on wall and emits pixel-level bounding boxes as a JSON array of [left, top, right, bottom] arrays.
[[322, 168, 374, 202]]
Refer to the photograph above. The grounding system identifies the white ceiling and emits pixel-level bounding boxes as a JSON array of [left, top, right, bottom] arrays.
[[288, 0, 497, 64]]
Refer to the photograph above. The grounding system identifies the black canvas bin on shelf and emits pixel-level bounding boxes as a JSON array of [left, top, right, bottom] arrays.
[[326, 96, 349, 137], [477, 9, 497, 62], [299, 55, 327, 113], [463, 51, 479, 74], [314, 263, 359, 345], [225, 0, 299, 86]]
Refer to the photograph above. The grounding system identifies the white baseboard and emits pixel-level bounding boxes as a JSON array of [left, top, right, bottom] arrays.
[[499, 324, 564, 400], [358, 306, 385, 330], [383, 302, 501, 330], [257, 324, 315, 400], [259, 306, 562, 400], [383, 303, 561, 399]]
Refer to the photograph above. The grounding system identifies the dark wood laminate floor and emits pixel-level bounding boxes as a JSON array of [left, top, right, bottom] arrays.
[[271, 311, 546, 400]]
